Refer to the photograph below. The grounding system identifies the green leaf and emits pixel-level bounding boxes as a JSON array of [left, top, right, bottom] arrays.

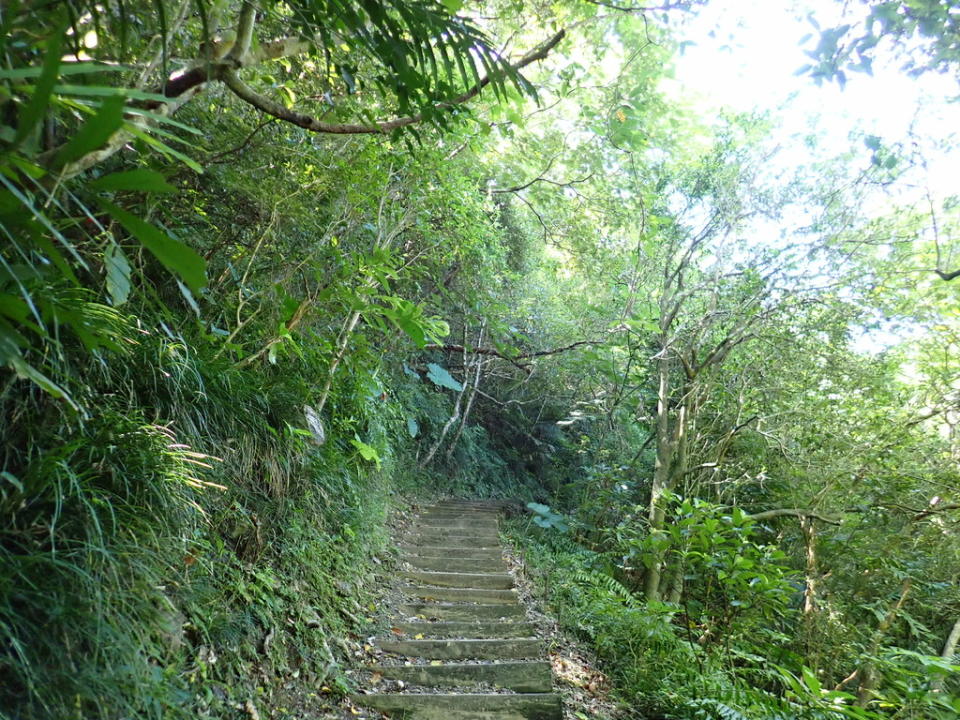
[[15, 28, 64, 146], [1, 62, 129, 81], [99, 200, 207, 291], [104, 241, 131, 306], [801, 665, 822, 695], [395, 315, 427, 347], [350, 435, 381, 468], [53, 95, 126, 168], [407, 416, 419, 438], [0, 471, 23, 493], [90, 169, 176, 193], [426, 362, 463, 391], [127, 125, 204, 173], [51, 84, 170, 102]]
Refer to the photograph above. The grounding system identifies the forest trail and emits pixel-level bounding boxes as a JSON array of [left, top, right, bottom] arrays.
[[354, 500, 562, 719]]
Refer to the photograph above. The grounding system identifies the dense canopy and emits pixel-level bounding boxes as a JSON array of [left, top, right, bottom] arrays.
[[1, 1, 958, 719]]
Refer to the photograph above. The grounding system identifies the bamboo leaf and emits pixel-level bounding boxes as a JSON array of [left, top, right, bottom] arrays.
[[53, 95, 125, 167], [14, 28, 64, 145], [90, 169, 176, 193], [99, 200, 207, 291]]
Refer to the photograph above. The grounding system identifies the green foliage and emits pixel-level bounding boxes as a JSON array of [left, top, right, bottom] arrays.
[[2, 2, 959, 720], [426, 362, 464, 391], [527, 502, 570, 531], [802, 1, 960, 84]]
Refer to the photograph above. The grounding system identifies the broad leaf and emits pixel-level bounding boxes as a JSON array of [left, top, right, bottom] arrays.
[[90, 169, 176, 193], [350, 435, 381, 468], [103, 241, 131, 306], [426, 362, 463, 391], [99, 201, 207, 291]]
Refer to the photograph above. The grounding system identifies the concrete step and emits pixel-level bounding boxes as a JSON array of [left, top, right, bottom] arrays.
[[399, 603, 526, 621], [435, 499, 510, 507], [400, 584, 518, 604], [354, 692, 562, 720], [390, 621, 537, 639], [416, 521, 500, 532], [400, 545, 503, 558], [406, 535, 501, 548], [403, 555, 506, 573], [435, 500, 507, 507], [410, 526, 500, 536], [367, 661, 553, 692], [400, 570, 513, 590], [401, 570, 514, 589], [421, 512, 501, 521], [403, 537, 502, 550], [378, 638, 541, 660]]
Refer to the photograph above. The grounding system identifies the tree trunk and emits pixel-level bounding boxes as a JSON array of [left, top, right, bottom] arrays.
[[932, 617, 960, 691], [851, 579, 913, 707], [643, 349, 674, 601], [801, 516, 818, 615], [444, 325, 486, 461]]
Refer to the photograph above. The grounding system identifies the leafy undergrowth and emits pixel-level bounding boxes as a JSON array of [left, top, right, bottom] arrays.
[[0, 304, 510, 720], [500, 517, 626, 720], [503, 516, 960, 720]]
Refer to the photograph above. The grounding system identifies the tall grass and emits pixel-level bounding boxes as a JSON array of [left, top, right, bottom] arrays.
[[0, 302, 402, 718]]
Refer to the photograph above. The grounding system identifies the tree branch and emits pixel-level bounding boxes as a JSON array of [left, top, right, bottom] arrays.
[[221, 30, 566, 135], [746, 508, 842, 525], [227, 1, 259, 64], [44, 27, 564, 179], [584, 0, 699, 11], [423, 339, 601, 366]]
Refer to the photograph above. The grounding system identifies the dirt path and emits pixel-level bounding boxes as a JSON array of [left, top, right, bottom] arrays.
[[353, 499, 562, 719]]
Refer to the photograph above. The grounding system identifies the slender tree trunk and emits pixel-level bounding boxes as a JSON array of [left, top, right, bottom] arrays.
[[666, 557, 685, 604], [849, 579, 913, 707], [644, 349, 674, 601], [800, 516, 820, 671], [801, 516, 818, 615], [932, 617, 960, 691], [314, 309, 363, 415], [444, 324, 486, 461]]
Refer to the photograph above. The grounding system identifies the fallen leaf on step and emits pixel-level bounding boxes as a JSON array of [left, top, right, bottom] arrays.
[[429, 660, 442, 666], [390, 627, 405, 635], [414, 633, 424, 639], [370, 672, 382, 685]]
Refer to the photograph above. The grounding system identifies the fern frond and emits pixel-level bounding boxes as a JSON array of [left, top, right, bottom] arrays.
[[568, 568, 639, 608]]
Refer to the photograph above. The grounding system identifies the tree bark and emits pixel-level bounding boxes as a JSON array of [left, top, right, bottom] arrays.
[[444, 324, 487, 461], [643, 347, 674, 601], [932, 617, 960, 691], [850, 579, 913, 707]]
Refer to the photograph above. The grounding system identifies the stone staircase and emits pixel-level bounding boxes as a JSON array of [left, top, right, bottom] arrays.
[[355, 500, 562, 719]]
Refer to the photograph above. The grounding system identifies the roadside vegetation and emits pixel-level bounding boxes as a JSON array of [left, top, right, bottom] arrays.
[[1, 2, 958, 719]]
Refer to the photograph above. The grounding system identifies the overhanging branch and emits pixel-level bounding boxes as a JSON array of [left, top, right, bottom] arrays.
[[747, 508, 842, 525], [221, 30, 566, 135], [423, 339, 601, 366]]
